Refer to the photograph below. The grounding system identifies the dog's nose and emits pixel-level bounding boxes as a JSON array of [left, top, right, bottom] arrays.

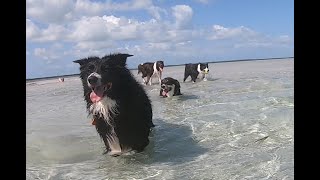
[[88, 76, 98, 85]]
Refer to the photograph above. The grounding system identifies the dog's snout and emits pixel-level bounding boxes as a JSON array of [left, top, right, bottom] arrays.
[[88, 76, 98, 85]]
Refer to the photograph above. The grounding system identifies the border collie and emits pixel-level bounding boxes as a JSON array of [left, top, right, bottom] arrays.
[[160, 77, 182, 98], [74, 53, 154, 156], [183, 63, 209, 83], [138, 61, 164, 85]]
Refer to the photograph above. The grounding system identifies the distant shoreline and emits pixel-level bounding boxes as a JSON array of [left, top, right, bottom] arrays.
[[26, 56, 293, 82]]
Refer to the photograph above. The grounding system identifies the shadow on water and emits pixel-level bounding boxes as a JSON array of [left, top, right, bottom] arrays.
[[206, 77, 220, 81], [119, 119, 208, 165], [175, 94, 199, 101]]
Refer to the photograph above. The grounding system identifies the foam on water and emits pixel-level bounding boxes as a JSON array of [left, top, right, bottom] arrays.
[[27, 59, 294, 180]]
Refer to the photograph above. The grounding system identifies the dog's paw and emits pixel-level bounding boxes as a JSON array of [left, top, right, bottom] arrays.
[[108, 150, 122, 157]]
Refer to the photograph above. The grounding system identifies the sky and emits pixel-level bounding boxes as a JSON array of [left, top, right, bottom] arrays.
[[26, 0, 294, 79]]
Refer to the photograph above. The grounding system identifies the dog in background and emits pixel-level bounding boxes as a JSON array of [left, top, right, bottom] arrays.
[[138, 61, 164, 85], [74, 53, 154, 156], [160, 77, 182, 98], [183, 63, 209, 83]]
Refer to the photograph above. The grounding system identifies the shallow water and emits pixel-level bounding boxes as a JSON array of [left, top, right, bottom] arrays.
[[26, 59, 294, 180]]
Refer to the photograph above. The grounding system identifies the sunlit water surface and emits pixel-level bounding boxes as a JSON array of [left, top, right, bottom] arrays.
[[27, 59, 294, 180]]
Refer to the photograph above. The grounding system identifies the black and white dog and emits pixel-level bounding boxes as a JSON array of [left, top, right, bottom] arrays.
[[160, 77, 182, 98], [138, 61, 164, 85], [183, 63, 209, 83], [74, 53, 154, 156]]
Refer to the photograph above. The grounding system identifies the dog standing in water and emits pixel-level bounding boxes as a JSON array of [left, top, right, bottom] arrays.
[[74, 53, 154, 156], [183, 63, 209, 83], [138, 61, 164, 85]]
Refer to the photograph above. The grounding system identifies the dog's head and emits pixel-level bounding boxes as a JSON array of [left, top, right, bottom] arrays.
[[197, 63, 209, 74], [74, 53, 133, 113], [160, 78, 176, 98], [156, 61, 164, 72]]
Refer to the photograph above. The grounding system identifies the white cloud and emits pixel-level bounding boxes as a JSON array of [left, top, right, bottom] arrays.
[[69, 15, 140, 42], [27, 19, 68, 42], [147, 6, 168, 20], [75, 41, 114, 50], [74, 0, 105, 15], [26, 0, 164, 24], [208, 25, 258, 40], [26, 0, 74, 23], [27, 1, 293, 74], [172, 5, 193, 29], [278, 35, 292, 44], [194, 0, 210, 4], [74, 0, 165, 20], [26, 19, 40, 40], [148, 42, 172, 50], [34, 46, 61, 60]]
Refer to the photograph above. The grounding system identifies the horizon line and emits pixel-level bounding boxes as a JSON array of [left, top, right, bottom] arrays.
[[26, 56, 294, 81]]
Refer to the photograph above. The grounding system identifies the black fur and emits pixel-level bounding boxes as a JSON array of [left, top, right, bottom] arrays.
[[74, 53, 154, 156], [138, 61, 164, 85], [183, 63, 209, 83], [160, 77, 182, 97]]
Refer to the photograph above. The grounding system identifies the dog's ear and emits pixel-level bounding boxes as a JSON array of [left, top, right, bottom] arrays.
[[73, 59, 85, 66], [118, 54, 133, 67], [73, 57, 99, 66], [107, 53, 133, 67]]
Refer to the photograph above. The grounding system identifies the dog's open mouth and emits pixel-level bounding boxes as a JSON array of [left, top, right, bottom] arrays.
[[161, 87, 171, 97], [162, 89, 168, 97], [90, 82, 112, 103]]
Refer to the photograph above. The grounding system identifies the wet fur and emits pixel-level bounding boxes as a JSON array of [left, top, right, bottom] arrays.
[[138, 61, 164, 85], [74, 53, 154, 156], [183, 63, 209, 83], [160, 77, 182, 97]]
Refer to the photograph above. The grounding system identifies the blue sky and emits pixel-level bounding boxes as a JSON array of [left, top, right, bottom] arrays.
[[26, 0, 294, 79]]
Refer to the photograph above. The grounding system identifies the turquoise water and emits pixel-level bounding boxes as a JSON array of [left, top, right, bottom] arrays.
[[26, 58, 294, 180]]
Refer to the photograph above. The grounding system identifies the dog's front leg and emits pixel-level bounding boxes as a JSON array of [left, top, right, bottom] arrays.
[[142, 77, 146, 85], [158, 72, 162, 85], [203, 73, 207, 81], [145, 76, 151, 85]]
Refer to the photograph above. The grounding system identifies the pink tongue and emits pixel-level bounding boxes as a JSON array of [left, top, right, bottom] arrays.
[[90, 87, 104, 103], [162, 91, 167, 97]]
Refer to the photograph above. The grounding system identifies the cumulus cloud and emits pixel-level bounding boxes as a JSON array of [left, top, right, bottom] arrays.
[[26, 0, 74, 23], [75, 41, 115, 50], [26, 19, 40, 40], [26, 19, 67, 42], [34, 48, 59, 60], [27, 0, 165, 23], [26, 1, 293, 78], [147, 6, 168, 20], [172, 5, 193, 29], [69, 15, 141, 42]]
